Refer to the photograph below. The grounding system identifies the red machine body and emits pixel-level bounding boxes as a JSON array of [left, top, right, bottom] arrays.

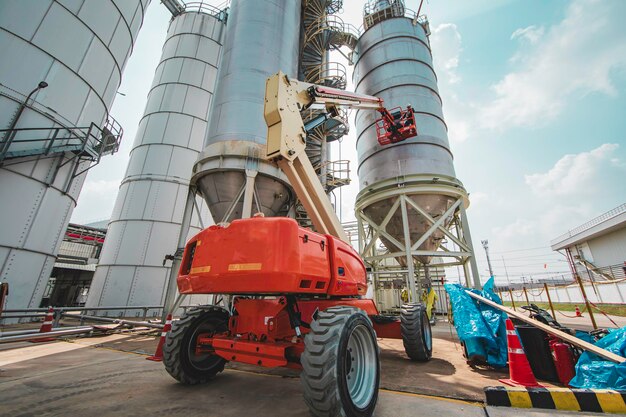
[[178, 217, 367, 297], [177, 217, 403, 369], [549, 337, 576, 386], [376, 106, 417, 145]]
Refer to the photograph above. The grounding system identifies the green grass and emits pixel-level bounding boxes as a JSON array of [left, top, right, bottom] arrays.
[[502, 301, 626, 317]]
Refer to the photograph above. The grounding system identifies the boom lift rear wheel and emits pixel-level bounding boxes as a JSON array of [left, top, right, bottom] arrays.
[[400, 303, 432, 361], [301, 306, 380, 417], [163, 306, 229, 384]]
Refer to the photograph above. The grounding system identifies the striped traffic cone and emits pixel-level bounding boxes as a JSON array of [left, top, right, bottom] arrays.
[[499, 319, 543, 387], [31, 307, 55, 342], [147, 313, 172, 362], [575, 306, 583, 317]]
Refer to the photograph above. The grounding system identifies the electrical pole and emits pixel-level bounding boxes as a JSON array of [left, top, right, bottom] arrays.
[[481, 240, 494, 278]]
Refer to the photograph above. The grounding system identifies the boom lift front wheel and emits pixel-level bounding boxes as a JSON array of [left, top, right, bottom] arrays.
[[163, 306, 229, 384], [301, 306, 380, 417]]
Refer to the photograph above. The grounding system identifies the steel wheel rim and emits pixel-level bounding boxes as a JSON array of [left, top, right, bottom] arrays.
[[187, 321, 221, 371], [345, 323, 377, 408], [423, 314, 432, 351]]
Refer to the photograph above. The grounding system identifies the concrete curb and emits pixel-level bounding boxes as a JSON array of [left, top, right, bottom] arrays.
[[485, 386, 626, 414]]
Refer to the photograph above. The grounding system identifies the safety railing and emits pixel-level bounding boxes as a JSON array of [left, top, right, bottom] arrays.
[[304, 14, 359, 50], [551, 203, 626, 245], [1, 305, 164, 324], [321, 159, 351, 189], [362, 0, 430, 35], [0, 118, 122, 182], [182, 1, 229, 21], [306, 62, 347, 90]]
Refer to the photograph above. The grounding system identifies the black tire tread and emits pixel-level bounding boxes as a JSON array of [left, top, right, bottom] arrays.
[[400, 303, 432, 362], [163, 306, 229, 385], [301, 306, 378, 417]]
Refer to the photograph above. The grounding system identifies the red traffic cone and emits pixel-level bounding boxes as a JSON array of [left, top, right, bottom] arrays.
[[31, 307, 55, 343], [499, 319, 543, 387], [147, 313, 172, 362], [575, 306, 583, 317]]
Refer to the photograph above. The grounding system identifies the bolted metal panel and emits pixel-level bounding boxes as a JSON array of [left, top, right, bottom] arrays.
[[0, 0, 149, 312], [353, 16, 467, 262], [195, 0, 302, 221], [86, 10, 226, 309]]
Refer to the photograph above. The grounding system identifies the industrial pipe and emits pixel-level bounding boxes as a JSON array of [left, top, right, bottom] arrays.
[[0, 326, 91, 338], [0, 327, 94, 344], [63, 314, 164, 329]]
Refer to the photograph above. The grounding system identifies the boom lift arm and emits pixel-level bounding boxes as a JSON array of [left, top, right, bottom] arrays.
[[264, 71, 417, 243]]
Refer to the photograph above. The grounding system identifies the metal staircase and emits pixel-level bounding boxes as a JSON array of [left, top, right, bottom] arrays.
[[0, 118, 122, 190], [297, 0, 358, 227]]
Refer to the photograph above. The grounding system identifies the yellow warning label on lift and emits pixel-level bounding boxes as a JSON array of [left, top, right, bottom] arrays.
[[228, 263, 262, 271], [190, 266, 211, 274]]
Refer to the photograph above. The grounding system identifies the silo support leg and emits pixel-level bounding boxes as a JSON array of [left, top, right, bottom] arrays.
[[241, 170, 258, 218], [459, 205, 481, 289], [400, 196, 418, 302], [162, 188, 196, 321]]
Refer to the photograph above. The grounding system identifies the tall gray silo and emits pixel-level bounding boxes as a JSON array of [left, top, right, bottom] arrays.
[[86, 6, 227, 312], [353, 1, 480, 305], [192, 0, 301, 223], [0, 0, 150, 312]]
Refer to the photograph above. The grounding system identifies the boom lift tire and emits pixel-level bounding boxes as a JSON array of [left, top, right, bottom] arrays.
[[400, 303, 432, 361], [301, 306, 380, 417], [163, 306, 229, 385]]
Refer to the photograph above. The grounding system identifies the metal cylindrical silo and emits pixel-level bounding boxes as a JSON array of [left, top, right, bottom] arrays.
[[86, 9, 227, 311], [353, 2, 480, 294], [0, 0, 149, 311], [354, 15, 465, 258], [193, 0, 302, 222]]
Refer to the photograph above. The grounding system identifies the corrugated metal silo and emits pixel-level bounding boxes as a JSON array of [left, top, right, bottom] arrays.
[[193, 0, 302, 223], [0, 0, 150, 311], [86, 6, 227, 312], [353, 1, 480, 302]]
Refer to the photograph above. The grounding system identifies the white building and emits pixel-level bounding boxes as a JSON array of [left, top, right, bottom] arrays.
[[551, 204, 626, 282]]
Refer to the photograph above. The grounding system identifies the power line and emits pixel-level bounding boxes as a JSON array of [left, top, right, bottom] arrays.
[[489, 246, 551, 255]]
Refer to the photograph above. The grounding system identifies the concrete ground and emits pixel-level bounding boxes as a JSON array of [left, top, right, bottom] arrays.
[[0, 334, 607, 417]]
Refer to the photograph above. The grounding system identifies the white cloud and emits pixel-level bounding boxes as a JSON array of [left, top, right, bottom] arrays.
[[510, 25, 544, 44], [492, 218, 536, 240], [481, 0, 626, 130], [525, 143, 623, 196], [431, 23, 462, 84]]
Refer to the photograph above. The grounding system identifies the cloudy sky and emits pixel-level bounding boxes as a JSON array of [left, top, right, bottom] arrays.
[[72, 0, 626, 285]]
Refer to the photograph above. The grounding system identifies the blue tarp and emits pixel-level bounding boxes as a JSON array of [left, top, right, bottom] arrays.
[[444, 277, 508, 368], [569, 327, 626, 389]]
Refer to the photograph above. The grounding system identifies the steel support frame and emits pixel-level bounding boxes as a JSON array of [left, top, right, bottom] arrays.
[[357, 189, 480, 309]]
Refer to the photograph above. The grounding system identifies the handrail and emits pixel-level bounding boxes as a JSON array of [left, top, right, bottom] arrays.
[[181, 1, 229, 21], [551, 203, 626, 245]]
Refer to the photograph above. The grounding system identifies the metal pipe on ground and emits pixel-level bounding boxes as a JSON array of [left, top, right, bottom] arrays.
[[0, 314, 47, 320], [63, 314, 164, 329], [0, 327, 94, 344], [0, 326, 91, 337], [3, 306, 163, 313]]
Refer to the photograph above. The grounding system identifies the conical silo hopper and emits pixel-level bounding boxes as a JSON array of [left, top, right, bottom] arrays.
[[193, 0, 302, 222]]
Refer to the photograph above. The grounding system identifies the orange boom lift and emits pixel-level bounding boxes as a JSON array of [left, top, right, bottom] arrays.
[[163, 72, 428, 417]]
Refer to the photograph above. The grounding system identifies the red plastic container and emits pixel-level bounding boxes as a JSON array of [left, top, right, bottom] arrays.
[[177, 217, 367, 296], [549, 337, 576, 386]]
